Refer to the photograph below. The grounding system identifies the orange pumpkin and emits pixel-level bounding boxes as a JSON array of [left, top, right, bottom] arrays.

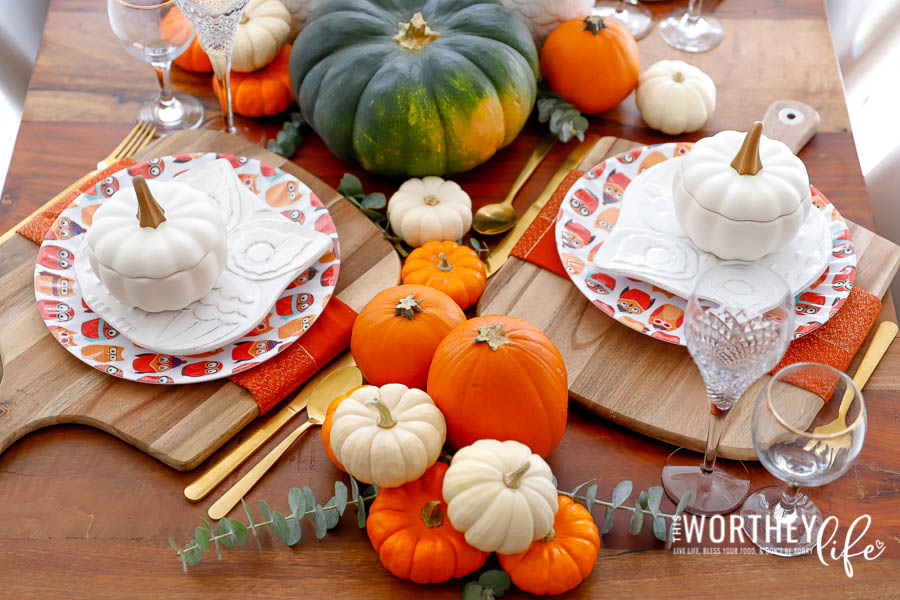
[[159, 8, 213, 73], [540, 15, 639, 114], [350, 284, 466, 390], [401, 241, 486, 310], [367, 462, 488, 583], [498, 495, 600, 595], [426, 315, 568, 457], [320, 385, 366, 472], [212, 45, 294, 117]]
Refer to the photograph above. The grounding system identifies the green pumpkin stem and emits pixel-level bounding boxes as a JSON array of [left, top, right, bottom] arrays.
[[420, 500, 444, 528], [503, 461, 531, 489], [583, 15, 608, 35], [730, 121, 764, 176], [367, 398, 397, 428], [541, 529, 557, 543], [474, 323, 514, 352], [393, 12, 439, 51], [436, 253, 453, 272], [133, 176, 166, 229], [394, 294, 423, 320]]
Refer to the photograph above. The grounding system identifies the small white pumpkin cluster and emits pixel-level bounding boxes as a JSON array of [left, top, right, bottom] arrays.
[[327, 384, 559, 555]]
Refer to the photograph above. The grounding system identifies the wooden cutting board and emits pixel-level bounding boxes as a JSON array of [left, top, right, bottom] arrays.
[[0, 129, 401, 471], [478, 135, 900, 460]]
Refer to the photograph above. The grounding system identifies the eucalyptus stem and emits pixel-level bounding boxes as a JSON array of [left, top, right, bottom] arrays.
[[559, 489, 680, 520]]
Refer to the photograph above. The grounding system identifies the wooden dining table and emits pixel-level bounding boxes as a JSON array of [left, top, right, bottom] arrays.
[[1, 0, 898, 597]]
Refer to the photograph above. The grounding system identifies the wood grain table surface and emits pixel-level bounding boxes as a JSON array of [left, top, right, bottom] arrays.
[[1, 1, 898, 597]]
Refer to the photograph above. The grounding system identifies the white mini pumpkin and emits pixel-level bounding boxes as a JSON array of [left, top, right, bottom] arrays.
[[673, 122, 812, 261], [442, 439, 558, 555], [388, 177, 472, 248], [329, 384, 446, 488], [231, 0, 292, 72], [499, 0, 594, 46], [636, 60, 716, 135], [86, 179, 227, 312]]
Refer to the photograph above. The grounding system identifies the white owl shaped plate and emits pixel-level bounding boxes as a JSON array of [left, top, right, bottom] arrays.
[[34, 153, 341, 384], [555, 143, 857, 346]]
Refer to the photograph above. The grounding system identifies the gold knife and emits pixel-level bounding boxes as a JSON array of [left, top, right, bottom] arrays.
[[485, 134, 600, 277], [184, 351, 357, 502]]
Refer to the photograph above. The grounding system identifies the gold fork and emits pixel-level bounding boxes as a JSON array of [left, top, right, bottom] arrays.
[[804, 320, 898, 466], [0, 121, 157, 244]]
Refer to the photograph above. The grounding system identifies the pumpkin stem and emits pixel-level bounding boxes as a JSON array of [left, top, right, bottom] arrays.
[[423, 194, 440, 206], [239, 12, 249, 25], [540, 529, 557, 543], [420, 500, 444, 528], [367, 398, 397, 428], [583, 15, 608, 35], [394, 294, 423, 320], [393, 12, 439, 51], [730, 121, 764, 176], [436, 253, 453, 272], [672, 71, 685, 83], [503, 461, 531, 489], [474, 323, 514, 352], [133, 176, 166, 229]]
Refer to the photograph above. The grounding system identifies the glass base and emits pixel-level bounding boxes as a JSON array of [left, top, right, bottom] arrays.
[[661, 447, 749, 515], [658, 9, 724, 52], [592, 2, 653, 40], [741, 486, 822, 556], [138, 93, 204, 135]]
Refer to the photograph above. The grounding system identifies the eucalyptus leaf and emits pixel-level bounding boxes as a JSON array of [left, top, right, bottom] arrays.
[[258, 500, 273, 523], [301, 487, 317, 515], [266, 139, 289, 158], [282, 122, 300, 139], [194, 527, 210, 553], [612, 480, 633, 508], [338, 174, 363, 198], [350, 477, 360, 502], [569, 479, 595, 497], [478, 570, 511, 596], [629, 507, 644, 534], [183, 545, 203, 566], [647, 486, 663, 518], [285, 516, 302, 546], [675, 492, 692, 518], [168, 535, 178, 553], [335, 481, 348, 516], [290, 112, 305, 127], [288, 488, 304, 517], [202, 518, 221, 560], [361, 193, 386, 210], [274, 132, 295, 156], [314, 505, 327, 539], [217, 519, 235, 549], [356, 494, 367, 528], [228, 518, 248, 546], [638, 490, 649, 510], [586, 484, 598, 511], [364, 484, 378, 497], [462, 582, 485, 600], [653, 516, 668, 542], [323, 498, 340, 528], [601, 507, 615, 534], [241, 499, 263, 554], [271, 511, 291, 544]]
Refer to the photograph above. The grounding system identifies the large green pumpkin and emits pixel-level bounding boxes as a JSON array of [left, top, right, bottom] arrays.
[[289, 0, 539, 177]]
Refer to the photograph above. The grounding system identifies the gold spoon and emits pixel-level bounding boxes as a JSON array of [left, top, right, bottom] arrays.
[[472, 134, 556, 235], [207, 365, 362, 520]]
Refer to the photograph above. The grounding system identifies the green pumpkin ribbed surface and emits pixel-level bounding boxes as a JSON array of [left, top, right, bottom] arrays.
[[290, 0, 538, 177]]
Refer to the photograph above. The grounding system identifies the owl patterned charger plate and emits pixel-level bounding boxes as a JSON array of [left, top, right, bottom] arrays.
[[555, 143, 857, 346], [34, 152, 341, 384]]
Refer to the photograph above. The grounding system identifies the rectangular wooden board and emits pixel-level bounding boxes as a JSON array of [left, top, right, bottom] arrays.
[[0, 129, 401, 471]]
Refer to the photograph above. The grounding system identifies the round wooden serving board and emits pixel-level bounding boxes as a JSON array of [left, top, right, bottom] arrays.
[[0, 129, 401, 471]]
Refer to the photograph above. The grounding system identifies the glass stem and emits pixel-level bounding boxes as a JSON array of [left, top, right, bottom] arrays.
[[780, 483, 801, 514], [687, 0, 702, 22], [701, 402, 730, 474], [212, 54, 236, 134], [152, 61, 176, 108]]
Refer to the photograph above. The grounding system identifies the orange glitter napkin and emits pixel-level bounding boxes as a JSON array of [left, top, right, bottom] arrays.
[[16, 159, 358, 415], [510, 168, 882, 396]]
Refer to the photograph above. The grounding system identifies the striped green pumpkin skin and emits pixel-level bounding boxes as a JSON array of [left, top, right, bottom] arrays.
[[290, 0, 538, 177]]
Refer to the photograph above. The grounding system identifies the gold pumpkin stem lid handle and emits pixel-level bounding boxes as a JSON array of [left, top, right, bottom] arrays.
[[394, 12, 439, 51], [730, 121, 764, 176], [133, 175, 166, 228]]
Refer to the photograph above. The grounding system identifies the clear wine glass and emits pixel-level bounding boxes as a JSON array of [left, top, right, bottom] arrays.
[[658, 0, 724, 52], [742, 363, 865, 556], [174, 0, 249, 134], [592, 0, 654, 40], [107, 0, 204, 134], [662, 262, 794, 515]]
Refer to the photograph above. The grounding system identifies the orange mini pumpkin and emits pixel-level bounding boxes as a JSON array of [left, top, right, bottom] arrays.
[[401, 241, 486, 310], [426, 315, 568, 457], [159, 8, 213, 72], [350, 284, 466, 390], [498, 495, 600, 595], [212, 45, 294, 117], [320, 385, 365, 472], [540, 15, 639, 114], [367, 462, 488, 583]]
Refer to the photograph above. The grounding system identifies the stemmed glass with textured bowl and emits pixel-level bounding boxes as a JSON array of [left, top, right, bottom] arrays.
[[742, 363, 865, 556], [107, 0, 204, 133], [662, 262, 794, 515], [658, 0, 724, 52], [174, 0, 249, 134], [592, 0, 654, 40]]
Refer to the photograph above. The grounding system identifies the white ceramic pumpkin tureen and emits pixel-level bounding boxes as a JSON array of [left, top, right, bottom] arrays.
[[673, 122, 812, 261], [85, 177, 227, 312]]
